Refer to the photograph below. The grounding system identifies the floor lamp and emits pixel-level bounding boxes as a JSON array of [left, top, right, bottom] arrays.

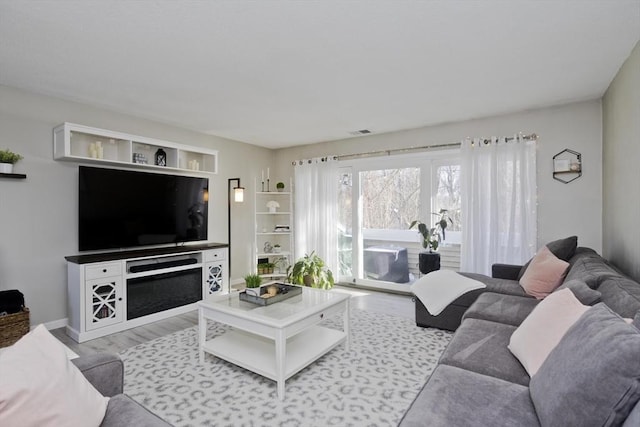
[[227, 178, 244, 277]]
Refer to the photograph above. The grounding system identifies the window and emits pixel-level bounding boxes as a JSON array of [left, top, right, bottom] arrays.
[[337, 151, 460, 291]]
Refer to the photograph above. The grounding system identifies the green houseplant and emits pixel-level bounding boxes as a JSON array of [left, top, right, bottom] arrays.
[[276, 182, 285, 191], [244, 273, 263, 296], [287, 251, 334, 290], [0, 148, 23, 174], [410, 209, 454, 274]]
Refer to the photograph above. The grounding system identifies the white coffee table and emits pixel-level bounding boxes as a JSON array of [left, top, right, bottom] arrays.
[[198, 285, 350, 400]]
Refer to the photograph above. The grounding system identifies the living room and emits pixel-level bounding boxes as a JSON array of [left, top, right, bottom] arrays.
[[1, 1, 639, 426]]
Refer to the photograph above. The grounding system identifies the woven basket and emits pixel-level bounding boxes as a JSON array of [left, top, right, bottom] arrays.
[[0, 307, 30, 348]]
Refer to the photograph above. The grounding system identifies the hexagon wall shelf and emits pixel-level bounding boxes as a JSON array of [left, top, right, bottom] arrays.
[[553, 149, 582, 184]]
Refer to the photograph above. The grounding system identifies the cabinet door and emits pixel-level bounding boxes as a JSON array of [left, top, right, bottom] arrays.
[[204, 261, 227, 295], [85, 277, 123, 331]]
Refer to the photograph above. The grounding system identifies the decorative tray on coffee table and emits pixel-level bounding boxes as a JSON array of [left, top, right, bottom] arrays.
[[239, 283, 302, 306]]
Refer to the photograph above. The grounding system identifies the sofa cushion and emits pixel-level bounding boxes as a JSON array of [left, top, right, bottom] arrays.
[[439, 318, 530, 386], [0, 325, 109, 427], [100, 394, 171, 427], [460, 272, 528, 297], [564, 253, 622, 288], [518, 235, 577, 279], [508, 288, 588, 377], [530, 303, 640, 427], [462, 292, 539, 327], [398, 365, 540, 427], [519, 246, 569, 299], [555, 279, 602, 305], [597, 276, 640, 318]]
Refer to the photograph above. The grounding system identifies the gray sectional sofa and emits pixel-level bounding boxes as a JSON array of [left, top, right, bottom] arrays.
[[72, 352, 171, 426], [400, 245, 640, 426]]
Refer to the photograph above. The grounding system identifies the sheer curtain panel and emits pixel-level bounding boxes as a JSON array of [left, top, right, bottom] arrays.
[[294, 157, 339, 274], [460, 136, 537, 275]]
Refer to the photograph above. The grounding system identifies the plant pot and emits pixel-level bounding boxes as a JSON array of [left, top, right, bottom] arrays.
[[274, 247, 281, 253], [245, 287, 262, 297], [418, 251, 441, 274], [0, 163, 13, 174], [277, 188, 284, 192], [268, 207, 277, 213]]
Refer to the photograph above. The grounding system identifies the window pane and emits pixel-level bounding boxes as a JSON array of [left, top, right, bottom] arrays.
[[361, 168, 420, 230], [433, 164, 461, 241], [338, 171, 353, 277]]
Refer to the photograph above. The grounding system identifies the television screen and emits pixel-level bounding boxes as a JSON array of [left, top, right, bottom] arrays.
[[79, 166, 209, 251]]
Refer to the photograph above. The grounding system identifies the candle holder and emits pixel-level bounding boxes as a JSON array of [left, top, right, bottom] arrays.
[[267, 179, 270, 192]]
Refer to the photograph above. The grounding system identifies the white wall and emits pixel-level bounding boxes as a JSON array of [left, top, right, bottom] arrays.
[[274, 100, 604, 256], [0, 85, 272, 325], [603, 41, 640, 282]]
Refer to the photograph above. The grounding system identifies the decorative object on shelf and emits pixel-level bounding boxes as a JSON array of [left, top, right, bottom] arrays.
[[132, 153, 148, 164], [227, 178, 245, 275], [0, 148, 23, 174], [274, 244, 281, 253], [257, 262, 275, 275], [243, 274, 262, 297], [88, 141, 104, 159], [553, 149, 582, 184], [155, 148, 167, 166], [274, 256, 288, 273], [276, 182, 285, 192], [187, 160, 200, 171], [274, 225, 290, 232], [264, 241, 273, 253], [287, 251, 335, 290], [261, 168, 271, 191], [266, 200, 280, 213]]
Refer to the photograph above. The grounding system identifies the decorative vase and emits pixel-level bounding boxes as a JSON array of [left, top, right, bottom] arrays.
[[418, 251, 441, 274], [0, 163, 13, 174], [155, 148, 167, 166]]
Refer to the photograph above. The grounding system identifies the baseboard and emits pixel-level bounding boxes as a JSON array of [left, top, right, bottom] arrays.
[[32, 317, 68, 331]]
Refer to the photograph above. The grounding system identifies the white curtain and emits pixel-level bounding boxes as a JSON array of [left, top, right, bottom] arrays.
[[460, 136, 537, 275], [294, 157, 338, 274]]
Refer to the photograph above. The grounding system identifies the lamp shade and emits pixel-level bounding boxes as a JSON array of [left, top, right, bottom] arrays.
[[234, 186, 244, 202]]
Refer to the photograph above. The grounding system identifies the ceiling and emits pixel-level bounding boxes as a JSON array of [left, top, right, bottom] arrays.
[[1, 1, 638, 149]]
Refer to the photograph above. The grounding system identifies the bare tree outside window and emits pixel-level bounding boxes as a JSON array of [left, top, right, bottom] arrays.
[[361, 168, 420, 230]]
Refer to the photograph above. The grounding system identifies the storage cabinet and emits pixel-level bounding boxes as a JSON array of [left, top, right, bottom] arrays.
[[53, 122, 218, 174], [66, 244, 228, 342], [253, 179, 294, 280]]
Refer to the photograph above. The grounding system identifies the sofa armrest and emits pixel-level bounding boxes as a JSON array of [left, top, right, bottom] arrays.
[[492, 264, 522, 280], [71, 352, 124, 397]]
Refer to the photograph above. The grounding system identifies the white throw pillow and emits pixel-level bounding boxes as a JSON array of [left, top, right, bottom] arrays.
[[0, 324, 109, 427], [508, 288, 589, 377]]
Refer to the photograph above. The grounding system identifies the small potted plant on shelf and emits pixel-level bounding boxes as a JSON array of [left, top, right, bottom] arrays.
[[257, 263, 268, 275], [0, 148, 23, 174], [276, 182, 285, 192], [287, 251, 334, 290], [273, 244, 281, 253], [265, 262, 275, 274], [244, 274, 263, 297]]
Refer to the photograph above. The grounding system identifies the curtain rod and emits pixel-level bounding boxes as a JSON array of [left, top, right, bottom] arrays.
[[334, 133, 538, 161]]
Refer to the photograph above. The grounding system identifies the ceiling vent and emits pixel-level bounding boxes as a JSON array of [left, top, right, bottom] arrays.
[[349, 129, 372, 136]]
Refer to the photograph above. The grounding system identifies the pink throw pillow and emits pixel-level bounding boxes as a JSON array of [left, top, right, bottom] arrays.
[[0, 325, 109, 427], [519, 246, 569, 299], [508, 288, 589, 376]]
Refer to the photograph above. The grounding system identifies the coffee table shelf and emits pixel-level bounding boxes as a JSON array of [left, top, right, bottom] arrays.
[[202, 326, 346, 381], [198, 286, 350, 400]]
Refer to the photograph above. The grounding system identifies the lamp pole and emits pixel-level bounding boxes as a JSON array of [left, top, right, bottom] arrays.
[[227, 178, 244, 277]]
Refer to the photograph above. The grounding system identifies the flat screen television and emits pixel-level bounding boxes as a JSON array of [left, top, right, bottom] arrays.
[[79, 166, 209, 251]]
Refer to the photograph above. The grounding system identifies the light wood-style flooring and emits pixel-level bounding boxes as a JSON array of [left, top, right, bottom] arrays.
[[50, 285, 414, 357]]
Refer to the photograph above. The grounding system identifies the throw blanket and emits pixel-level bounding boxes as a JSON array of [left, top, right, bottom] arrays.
[[411, 270, 486, 316]]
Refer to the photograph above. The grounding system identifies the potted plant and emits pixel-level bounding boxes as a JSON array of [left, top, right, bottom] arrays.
[[287, 251, 334, 290], [244, 273, 263, 296], [410, 209, 453, 274], [276, 182, 285, 192], [274, 256, 288, 274], [257, 263, 268, 275], [0, 148, 23, 174], [273, 244, 281, 253]]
